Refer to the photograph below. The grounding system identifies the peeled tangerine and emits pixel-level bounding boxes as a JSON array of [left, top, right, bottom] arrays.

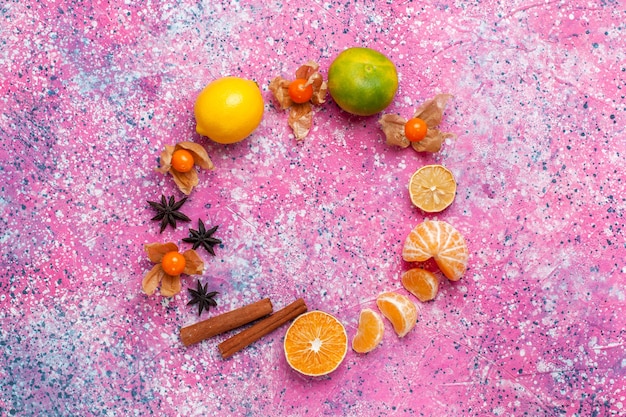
[[376, 292, 418, 338], [402, 268, 439, 302], [352, 308, 385, 353], [402, 220, 468, 281]]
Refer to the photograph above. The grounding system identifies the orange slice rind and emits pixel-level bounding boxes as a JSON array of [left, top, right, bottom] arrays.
[[284, 311, 348, 376]]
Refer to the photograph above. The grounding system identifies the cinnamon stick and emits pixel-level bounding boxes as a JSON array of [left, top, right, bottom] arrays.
[[218, 298, 308, 359], [180, 298, 273, 347]]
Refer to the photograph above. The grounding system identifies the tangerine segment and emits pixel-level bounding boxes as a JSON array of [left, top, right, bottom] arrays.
[[408, 165, 457, 213], [352, 308, 385, 353], [284, 311, 348, 377], [402, 220, 468, 281], [376, 292, 418, 338], [401, 268, 439, 302]]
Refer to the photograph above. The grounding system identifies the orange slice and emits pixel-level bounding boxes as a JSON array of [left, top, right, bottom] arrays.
[[402, 220, 468, 281], [408, 165, 457, 212], [401, 268, 439, 302], [284, 311, 348, 376], [352, 308, 385, 353], [375, 292, 418, 337]]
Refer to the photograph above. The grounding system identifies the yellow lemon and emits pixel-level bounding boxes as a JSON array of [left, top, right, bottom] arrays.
[[328, 47, 398, 116], [194, 77, 264, 144]]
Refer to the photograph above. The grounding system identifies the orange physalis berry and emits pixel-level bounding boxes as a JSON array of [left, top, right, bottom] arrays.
[[171, 149, 195, 173], [404, 117, 428, 142], [288, 78, 314, 104], [161, 251, 186, 276]]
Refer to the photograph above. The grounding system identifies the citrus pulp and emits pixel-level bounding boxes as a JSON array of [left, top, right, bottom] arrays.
[[402, 220, 469, 281], [401, 268, 439, 302], [352, 308, 385, 353], [284, 310, 348, 376], [376, 292, 418, 338], [408, 164, 457, 213]]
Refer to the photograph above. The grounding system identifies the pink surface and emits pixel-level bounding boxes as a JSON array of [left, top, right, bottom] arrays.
[[1, 1, 625, 416]]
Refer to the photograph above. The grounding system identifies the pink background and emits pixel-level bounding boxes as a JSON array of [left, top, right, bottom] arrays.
[[2, 1, 625, 416]]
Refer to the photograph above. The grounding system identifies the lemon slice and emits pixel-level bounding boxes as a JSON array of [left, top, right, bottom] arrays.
[[408, 165, 457, 212]]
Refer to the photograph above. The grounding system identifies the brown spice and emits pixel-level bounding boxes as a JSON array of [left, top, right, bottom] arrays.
[[218, 298, 308, 359], [180, 298, 273, 346]]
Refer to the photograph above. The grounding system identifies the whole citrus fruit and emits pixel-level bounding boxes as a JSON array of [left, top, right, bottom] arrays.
[[327, 47, 398, 116], [194, 76, 264, 144]]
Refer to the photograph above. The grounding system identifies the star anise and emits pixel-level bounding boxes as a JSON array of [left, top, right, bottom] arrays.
[[187, 280, 218, 316], [183, 219, 222, 255], [147, 195, 191, 233]]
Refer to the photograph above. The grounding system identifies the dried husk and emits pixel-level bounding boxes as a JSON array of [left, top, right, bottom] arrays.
[[294, 61, 319, 80], [177, 141, 213, 170], [182, 249, 204, 275], [379, 114, 410, 148], [156, 145, 175, 174], [143, 244, 203, 297], [411, 130, 456, 153], [142, 264, 165, 295], [160, 274, 182, 297], [379, 94, 455, 153], [289, 103, 314, 141], [155, 142, 214, 195], [269, 77, 294, 110], [309, 73, 328, 106], [295, 61, 328, 106], [413, 94, 453, 127], [145, 242, 178, 263], [269, 61, 327, 140], [171, 169, 198, 196]]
